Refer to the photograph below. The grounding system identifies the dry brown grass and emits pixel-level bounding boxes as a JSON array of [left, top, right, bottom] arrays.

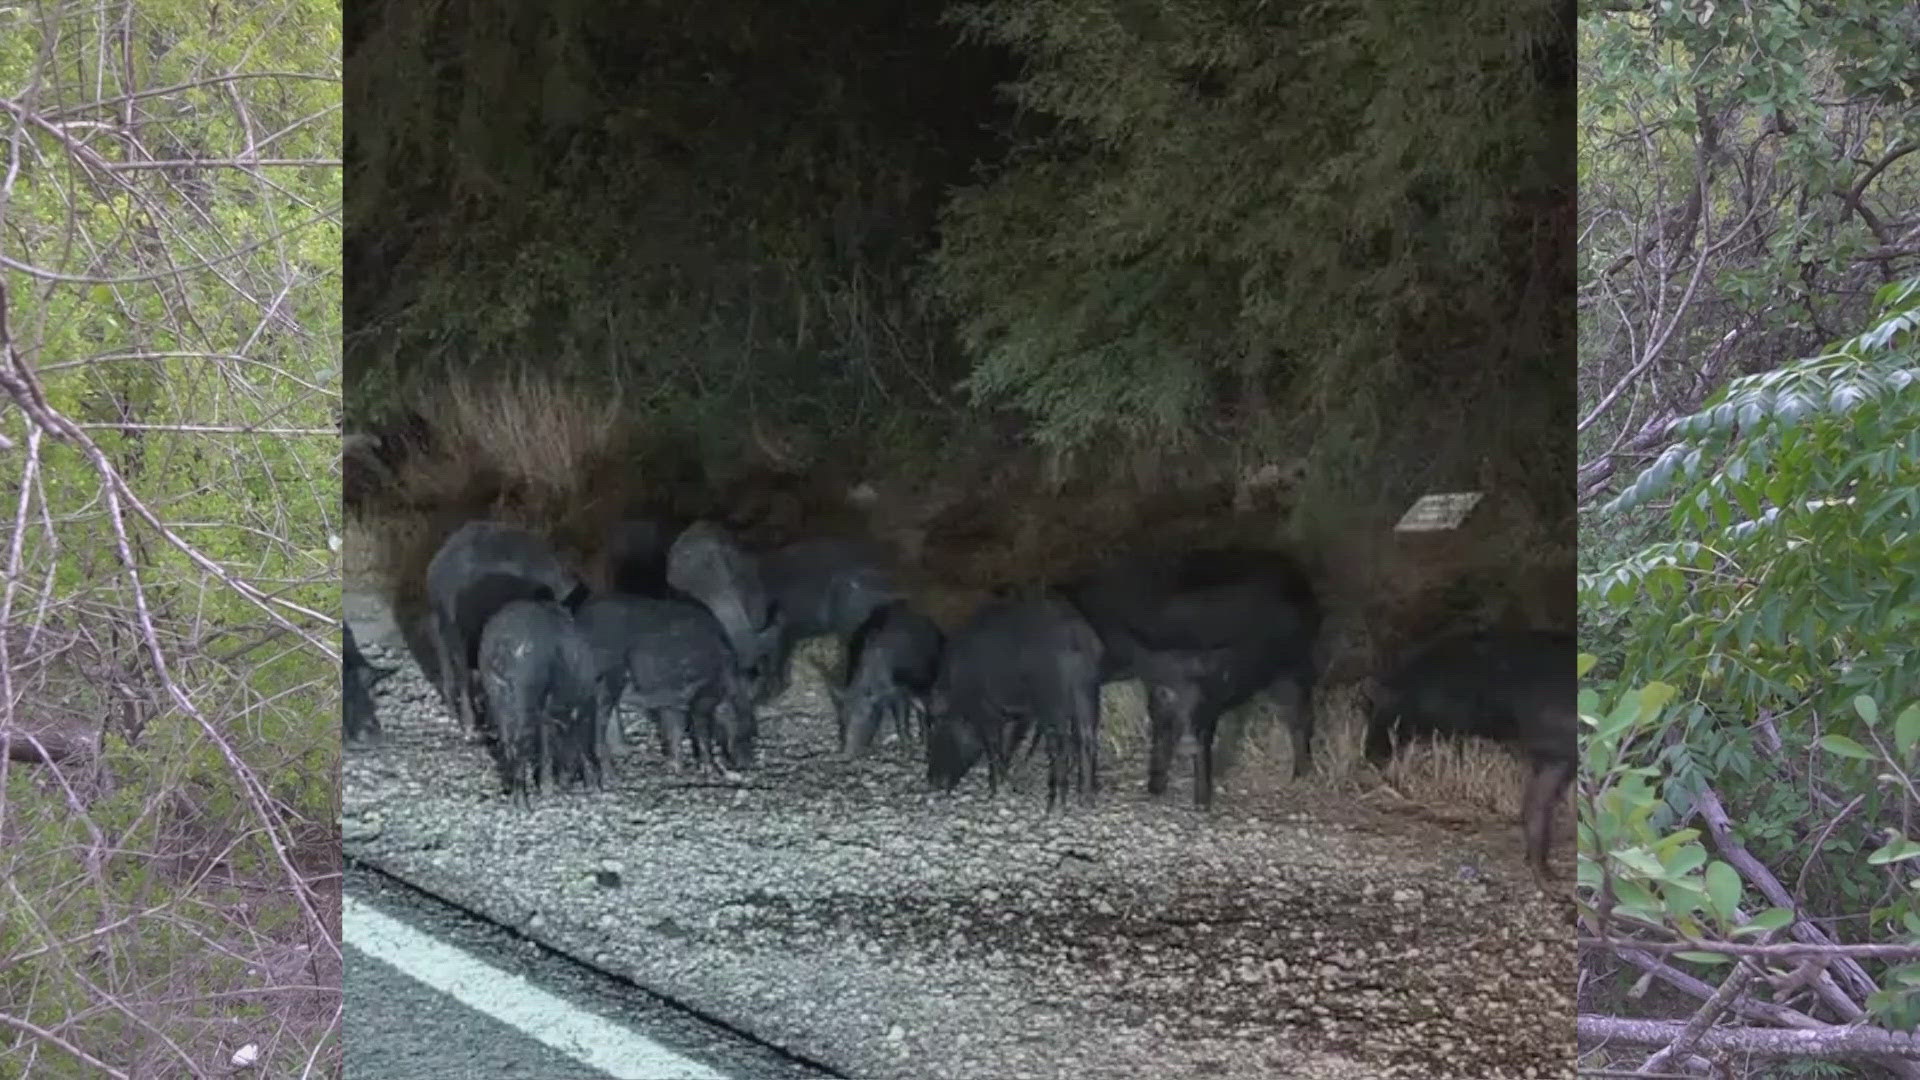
[[1368, 735, 1542, 824], [395, 370, 638, 528], [355, 370, 650, 617], [1117, 681, 1561, 853]]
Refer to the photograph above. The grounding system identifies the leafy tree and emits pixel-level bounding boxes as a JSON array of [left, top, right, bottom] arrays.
[[1581, 274, 1920, 1071], [0, 0, 342, 1074], [346, 0, 1572, 560], [928, 0, 1574, 516], [344, 0, 999, 466], [1593, 277, 1918, 716], [1577, 0, 1920, 518], [1579, 2, 1920, 1060]]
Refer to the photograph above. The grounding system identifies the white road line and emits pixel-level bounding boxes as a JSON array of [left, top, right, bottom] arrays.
[[343, 894, 731, 1080]]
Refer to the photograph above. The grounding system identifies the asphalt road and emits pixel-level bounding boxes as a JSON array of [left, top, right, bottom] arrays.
[[344, 861, 836, 1080]]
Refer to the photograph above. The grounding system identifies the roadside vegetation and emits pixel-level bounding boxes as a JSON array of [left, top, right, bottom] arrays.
[[0, 1, 342, 1074], [1575, 0, 1920, 1070]]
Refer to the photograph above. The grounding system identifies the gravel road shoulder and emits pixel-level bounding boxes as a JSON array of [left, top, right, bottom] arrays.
[[342, 591, 1576, 1080]]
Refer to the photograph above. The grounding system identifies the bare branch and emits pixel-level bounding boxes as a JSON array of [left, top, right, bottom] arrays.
[[0, 1013, 133, 1079], [72, 422, 338, 435], [107, 158, 342, 170], [0, 4, 341, 1071], [0, 205, 340, 286]]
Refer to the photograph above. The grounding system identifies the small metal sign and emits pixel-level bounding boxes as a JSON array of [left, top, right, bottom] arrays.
[[1394, 491, 1484, 533]]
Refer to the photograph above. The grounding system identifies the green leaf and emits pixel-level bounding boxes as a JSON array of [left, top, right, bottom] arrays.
[[1611, 876, 1662, 912], [1868, 988, 1909, 1016], [1857, 695, 1883, 726], [1615, 848, 1667, 878], [1703, 861, 1743, 921], [1665, 880, 1710, 917], [1653, 829, 1705, 857], [1896, 702, 1920, 757], [1638, 682, 1679, 714], [1664, 845, 1709, 879], [1821, 734, 1877, 760], [1868, 834, 1920, 866]]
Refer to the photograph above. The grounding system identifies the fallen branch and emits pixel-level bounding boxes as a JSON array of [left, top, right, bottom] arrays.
[[1607, 944, 1822, 1029], [1694, 784, 1880, 1014], [1579, 1014, 1920, 1059], [1638, 958, 1758, 1073], [1582, 937, 1920, 963]]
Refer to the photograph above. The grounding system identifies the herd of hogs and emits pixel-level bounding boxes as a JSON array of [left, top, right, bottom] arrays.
[[343, 518, 1576, 886]]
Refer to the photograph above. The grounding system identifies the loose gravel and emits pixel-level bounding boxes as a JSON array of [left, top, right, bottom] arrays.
[[343, 612, 1576, 1080]]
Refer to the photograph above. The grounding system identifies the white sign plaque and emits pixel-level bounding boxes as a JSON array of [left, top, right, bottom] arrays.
[[1394, 491, 1484, 533]]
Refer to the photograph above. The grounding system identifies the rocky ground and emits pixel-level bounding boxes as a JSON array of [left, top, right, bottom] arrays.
[[343, 592, 1577, 1080]]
